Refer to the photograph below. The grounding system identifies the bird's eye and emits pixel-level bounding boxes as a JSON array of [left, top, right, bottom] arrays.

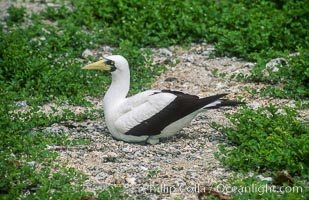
[[105, 60, 115, 66]]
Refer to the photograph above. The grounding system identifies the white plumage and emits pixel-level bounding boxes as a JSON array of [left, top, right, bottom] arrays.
[[83, 55, 242, 144]]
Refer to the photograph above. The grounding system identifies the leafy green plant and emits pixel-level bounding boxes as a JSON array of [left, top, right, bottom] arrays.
[[1, 2, 166, 199], [0, 96, 98, 199], [213, 105, 309, 176], [229, 175, 308, 200], [6, 6, 26, 26], [97, 186, 133, 200], [252, 51, 308, 99], [69, 0, 207, 46], [0, 23, 101, 105], [147, 169, 161, 179], [42, 0, 308, 99], [209, 1, 308, 60]]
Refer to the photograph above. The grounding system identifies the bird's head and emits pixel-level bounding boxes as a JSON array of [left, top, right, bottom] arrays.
[[82, 55, 129, 73]]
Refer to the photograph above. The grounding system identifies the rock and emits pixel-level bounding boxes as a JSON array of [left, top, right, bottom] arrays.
[[186, 170, 199, 180], [243, 62, 255, 68], [106, 151, 118, 157], [159, 48, 173, 57], [231, 57, 237, 61], [172, 166, 184, 171], [125, 177, 136, 185], [102, 46, 113, 52], [265, 57, 288, 72], [82, 49, 93, 58], [140, 166, 148, 171], [202, 51, 211, 56], [206, 46, 215, 51], [248, 102, 261, 110], [288, 52, 300, 57], [257, 175, 273, 182], [47, 3, 61, 8], [201, 47, 215, 57], [27, 161, 38, 167], [15, 101, 28, 108], [45, 126, 62, 133], [165, 77, 178, 82], [103, 152, 118, 162], [186, 55, 195, 63], [95, 172, 109, 180], [41, 28, 51, 34], [122, 146, 133, 153]]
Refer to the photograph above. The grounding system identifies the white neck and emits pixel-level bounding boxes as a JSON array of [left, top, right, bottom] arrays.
[[103, 69, 130, 111]]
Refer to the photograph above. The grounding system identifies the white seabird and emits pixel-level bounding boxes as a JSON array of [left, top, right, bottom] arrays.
[[83, 55, 243, 144]]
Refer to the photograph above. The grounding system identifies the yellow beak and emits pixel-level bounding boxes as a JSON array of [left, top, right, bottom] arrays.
[[83, 59, 112, 70]]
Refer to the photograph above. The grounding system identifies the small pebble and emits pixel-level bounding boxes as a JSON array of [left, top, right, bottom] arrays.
[[82, 49, 94, 58]]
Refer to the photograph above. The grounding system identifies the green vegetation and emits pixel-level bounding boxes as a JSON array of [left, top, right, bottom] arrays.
[[212, 105, 309, 199], [0, 101, 95, 199], [69, 0, 308, 98], [248, 51, 309, 99], [212, 105, 308, 176], [6, 6, 25, 26], [97, 186, 134, 200], [228, 175, 308, 200], [1, 0, 308, 199]]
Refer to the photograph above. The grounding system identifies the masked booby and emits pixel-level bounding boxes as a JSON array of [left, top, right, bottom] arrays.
[[83, 55, 243, 144]]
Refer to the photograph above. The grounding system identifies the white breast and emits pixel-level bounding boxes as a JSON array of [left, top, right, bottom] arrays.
[[104, 90, 177, 142]]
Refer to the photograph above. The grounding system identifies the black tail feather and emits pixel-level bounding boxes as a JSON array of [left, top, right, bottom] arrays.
[[204, 98, 245, 109]]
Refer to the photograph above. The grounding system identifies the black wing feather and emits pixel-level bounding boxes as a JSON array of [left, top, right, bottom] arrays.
[[124, 91, 239, 136]]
